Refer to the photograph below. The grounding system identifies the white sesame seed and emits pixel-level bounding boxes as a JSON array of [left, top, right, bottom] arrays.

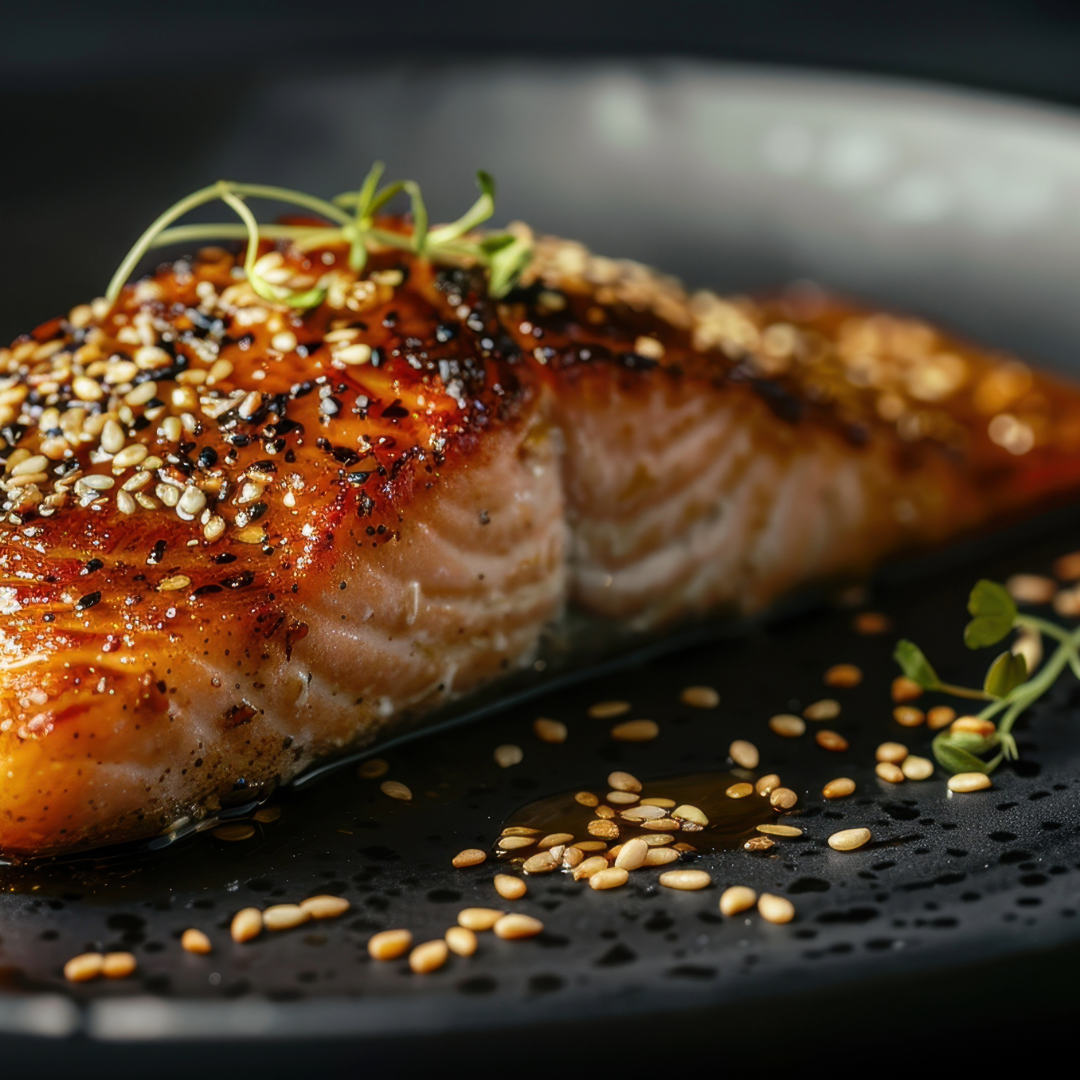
[[112, 444, 148, 468], [134, 346, 172, 370], [100, 420, 125, 454], [494, 744, 523, 768], [453, 849, 487, 868], [380, 780, 412, 800], [299, 895, 350, 919], [203, 515, 226, 541], [116, 490, 136, 514], [729, 740, 759, 769], [368, 929, 412, 960], [589, 867, 629, 890], [178, 486, 207, 516], [334, 343, 373, 366], [445, 926, 477, 957], [181, 929, 212, 955], [828, 828, 872, 851], [64, 953, 104, 982], [124, 381, 157, 406], [680, 685, 719, 708], [457, 908, 504, 931], [720, 886, 757, 916], [494, 875, 527, 900], [658, 869, 711, 891], [533, 717, 567, 743], [493, 913, 543, 939], [758, 894, 795, 924], [11, 455, 47, 477], [81, 474, 115, 490], [611, 719, 659, 741], [271, 331, 298, 352], [947, 772, 992, 793], [230, 908, 263, 943]]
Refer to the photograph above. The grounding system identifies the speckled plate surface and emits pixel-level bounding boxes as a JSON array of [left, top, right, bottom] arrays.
[[4, 62, 1080, 1053]]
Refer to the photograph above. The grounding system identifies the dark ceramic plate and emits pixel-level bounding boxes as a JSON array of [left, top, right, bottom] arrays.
[[4, 62, 1080, 1060]]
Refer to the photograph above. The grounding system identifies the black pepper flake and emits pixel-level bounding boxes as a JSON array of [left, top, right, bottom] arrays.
[[147, 540, 167, 566], [81, 558, 104, 575], [192, 584, 223, 597], [247, 502, 268, 522], [380, 400, 409, 420], [249, 460, 277, 474], [221, 571, 255, 589], [213, 553, 237, 565], [331, 446, 361, 466], [76, 591, 101, 610], [346, 471, 371, 486], [197, 447, 218, 468]]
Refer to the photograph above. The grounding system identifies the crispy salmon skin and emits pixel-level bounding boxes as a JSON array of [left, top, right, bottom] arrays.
[[1, 224, 1080, 856]]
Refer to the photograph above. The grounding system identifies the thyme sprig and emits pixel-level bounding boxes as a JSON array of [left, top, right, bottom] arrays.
[[894, 579, 1078, 775], [105, 165, 531, 310]]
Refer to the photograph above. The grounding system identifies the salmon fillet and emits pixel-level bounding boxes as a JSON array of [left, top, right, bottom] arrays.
[[2, 225, 1079, 856]]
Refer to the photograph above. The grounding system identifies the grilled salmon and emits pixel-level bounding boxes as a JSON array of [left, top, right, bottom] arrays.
[[2, 220, 1080, 856]]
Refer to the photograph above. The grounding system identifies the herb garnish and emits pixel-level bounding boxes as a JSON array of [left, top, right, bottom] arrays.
[[894, 579, 1075, 776], [106, 164, 531, 309]]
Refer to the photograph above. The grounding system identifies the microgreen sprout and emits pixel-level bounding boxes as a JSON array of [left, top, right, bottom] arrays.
[[894, 579, 1079, 775], [105, 166, 530, 309]]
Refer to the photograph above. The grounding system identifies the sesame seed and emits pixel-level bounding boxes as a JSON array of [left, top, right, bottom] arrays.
[[743, 836, 775, 851], [134, 345, 171, 370], [769, 787, 798, 809], [380, 780, 412, 800], [493, 913, 544, 939], [158, 575, 192, 592], [853, 611, 891, 634], [607, 770, 642, 793], [533, 717, 567, 743], [948, 772, 993, 793], [876, 742, 908, 764], [588, 700, 630, 719], [720, 886, 757, 916], [334, 343, 373, 366], [822, 777, 856, 799], [589, 867, 630, 890], [659, 869, 711, 891], [641, 817, 680, 831], [409, 939, 449, 974], [902, 755, 934, 780], [522, 852, 559, 874], [213, 823, 254, 841], [729, 740, 759, 768], [672, 804, 708, 827], [875, 762, 905, 783], [125, 381, 157, 406], [64, 953, 104, 982], [156, 483, 180, 507], [177, 486, 207, 516], [368, 929, 412, 960], [619, 804, 667, 821], [501, 826, 542, 837], [611, 719, 658, 741], [458, 908, 504, 931], [643, 847, 679, 866], [263, 904, 310, 931], [494, 744, 523, 768], [725, 782, 753, 798], [497, 836, 534, 851], [680, 685, 719, 708], [588, 819, 620, 839], [445, 926, 477, 957], [614, 837, 649, 870], [952, 716, 997, 737], [639, 797, 676, 808], [100, 420, 125, 454], [892, 706, 925, 727], [754, 774, 780, 795], [606, 790, 639, 805], [575, 791, 599, 807], [803, 699, 840, 721], [758, 894, 795, 924], [757, 824, 803, 837], [11, 455, 47, 477], [230, 908, 263, 943], [299, 895, 349, 919], [72, 376, 103, 401], [824, 664, 862, 688], [238, 391, 262, 419], [573, 856, 610, 880], [203, 516, 226, 541], [1053, 551, 1080, 580], [769, 714, 805, 737], [891, 676, 923, 702], [828, 828, 872, 851], [453, 849, 487, 868], [253, 806, 282, 824], [181, 929, 213, 954], [271, 331, 298, 352], [81, 474, 115, 490], [815, 730, 849, 752], [494, 874, 527, 900], [116, 490, 136, 514], [538, 832, 575, 850], [1006, 573, 1056, 604], [113, 444, 149, 468]]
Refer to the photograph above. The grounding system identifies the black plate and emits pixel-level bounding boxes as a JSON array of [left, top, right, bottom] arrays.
[[4, 62, 1080, 1058]]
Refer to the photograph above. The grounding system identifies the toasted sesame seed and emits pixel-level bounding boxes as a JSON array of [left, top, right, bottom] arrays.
[[522, 852, 559, 874], [893, 706, 926, 728], [453, 849, 487, 868], [815, 729, 849, 752], [494, 743, 523, 768], [494, 874, 527, 900], [253, 806, 281, 824], [659, 869, 711, 891], [177, 486, 206, 516], [824, 664, 862, 688], [380, 780, 412, 801], [951, 716, 996, 737], [640, 797, 676, 808], [641, 817, 680, 831], [828, 828, 872, 851], [891, 676, 923, 702], [213, 824, 255, 842], [876, 741, 909, 764], [729, 740, 759, 769], [822, 777, 856, 799], [300, 895, 350, 919], [726, 782, 753, 798], [409, 939, 449, 974], [181, 929, 213, 954], [358, 758, 389, 779], [769, 713, 806, 737], [158, 574, 192, 592], [607, 770, 642, 793], [743, 836, 775, 851], [853, 611, 891, 634], [754, 774, 781, 796], [72, 376, 104, 401], [493, 914, 544, 939], [116, 490, 136, 514], [720, 886, 757, 916], [901, 755, 934, 780], [803, 698, 840, 721], [1053, 587, 1080, 617], [672, 804, 708, 827], [125, 381, 157, 406], [497, 836, 535, 851], [575, 791, 599, 807], [614, 837, 649, 870], [606, 790, 639, 805], [758, 894, 795, 924], [680, 685, 719, 708], [533, 718, 567, 743], [538, 832, 575, 850], [927, 705, 956, 730], [101, 420, 125, 454], [589, 867, 630, 890], [588, 700, 630, 719], [611, 719, 659, 741], [230, 908, 263, 943], [445, 926, 477, 957], [335, 343, 373, 366], [620, 804, 666, 821], [501, 826, 542, 837], [271, 331, 298, 352], [369, 929, 412, 960], [769, 787, 798, 809], [114, 444, 149, 469], [81, 473, 115, 490], [203, 516, 226, 541], [595, 805, 616, 819], [573, 856, 610, 880], [562, 847, 585, 868], [64, 953, 104, 982], [264, 904, 310, 931], [642, 847, 679, 869], [458, 908, 504, 931], [1054, 551, 1080, 580], [588, 819, 620, 839], [875, 762, 905, 783], [948, 772, 993, 793], [1006, 573, 1056, 604]]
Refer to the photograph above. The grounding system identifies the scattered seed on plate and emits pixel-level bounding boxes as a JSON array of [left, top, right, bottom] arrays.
[[181, 929, 212, 955], [875, 762, 905, 783], [828, 827, 872, 851], [358, 758, 389, 779], [409, 940, 449, 974], [1053, 586, 1080, 617], [672, 842, 697, 853], [680, 685, 720, 708], [756, 824, 803, 837], [640, 797, 676, 808], [588, 819, 620, 839], [458, 908, 504, 931], [380, 780, 412, 801], [948, 772, 993, 793], [574, 856, 610, 880], [758, 894, 795, 923], [644, 847, 680, 866], [815, 729, 849, 752], [659, 869, 711, 890], [822, 777, 856, 799], [575, 791, 600, 807], [640, 833, 675, 846], [672, 804, 708, 826], [769, 714, 806, 738], [369, 929, 413, 960], [720, 886, 757, 915], [891, 676, 923, 703], [213, 823, 255, 842], [562, 847, 585, 868], [620, 805, 665, 821], [538, 832, 575, 850], [927, 705, 956, 730], [301, 896, 350, 919], [588, 700, 630, 719], [952, 716, 997, 737], [263, 905, 309, 931], [533, 718, 567, 743], [453, 848, 488, 868], [1006, 573, 1056, 604], [803, 699, 840, 721], [590, 867, 630, 890], [608, 770, 642, 792], [494, 914, 544, 939], [1053, 551, 1080, 580], [614, 837, 649, 870], [494, 874, 527, 900], [725, 782, 753, 798], [494, 744, 523, 768], [230, 908, 263, 944], [445, 926, 478, 957], [642, 818, 681, 831], [573, 840, 608, 852], [769, 787, 798, 809], [607, 790, 639, 805], [611, 719, 659, 742], [876, 741, 908, 764], [754, 774, 781, 796], [64, 953, 104, 983], [893, 706, 925, 728], [522, 852, 559, 874], [252, 806, 282, 824], [729, 740, 759, 769], [497, 836, 535, 851], [853, 611, 891, 635], [824, 664, 862, 688], [744, 836, 775, 851], [101, 952, 137, 979], [902, 755, 934, 780], [502, 826, 542, 836]]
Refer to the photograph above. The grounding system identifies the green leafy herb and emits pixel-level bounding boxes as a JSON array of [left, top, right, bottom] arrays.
[[105, 167, 530, 307], [894, 577, 1080, 775]]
